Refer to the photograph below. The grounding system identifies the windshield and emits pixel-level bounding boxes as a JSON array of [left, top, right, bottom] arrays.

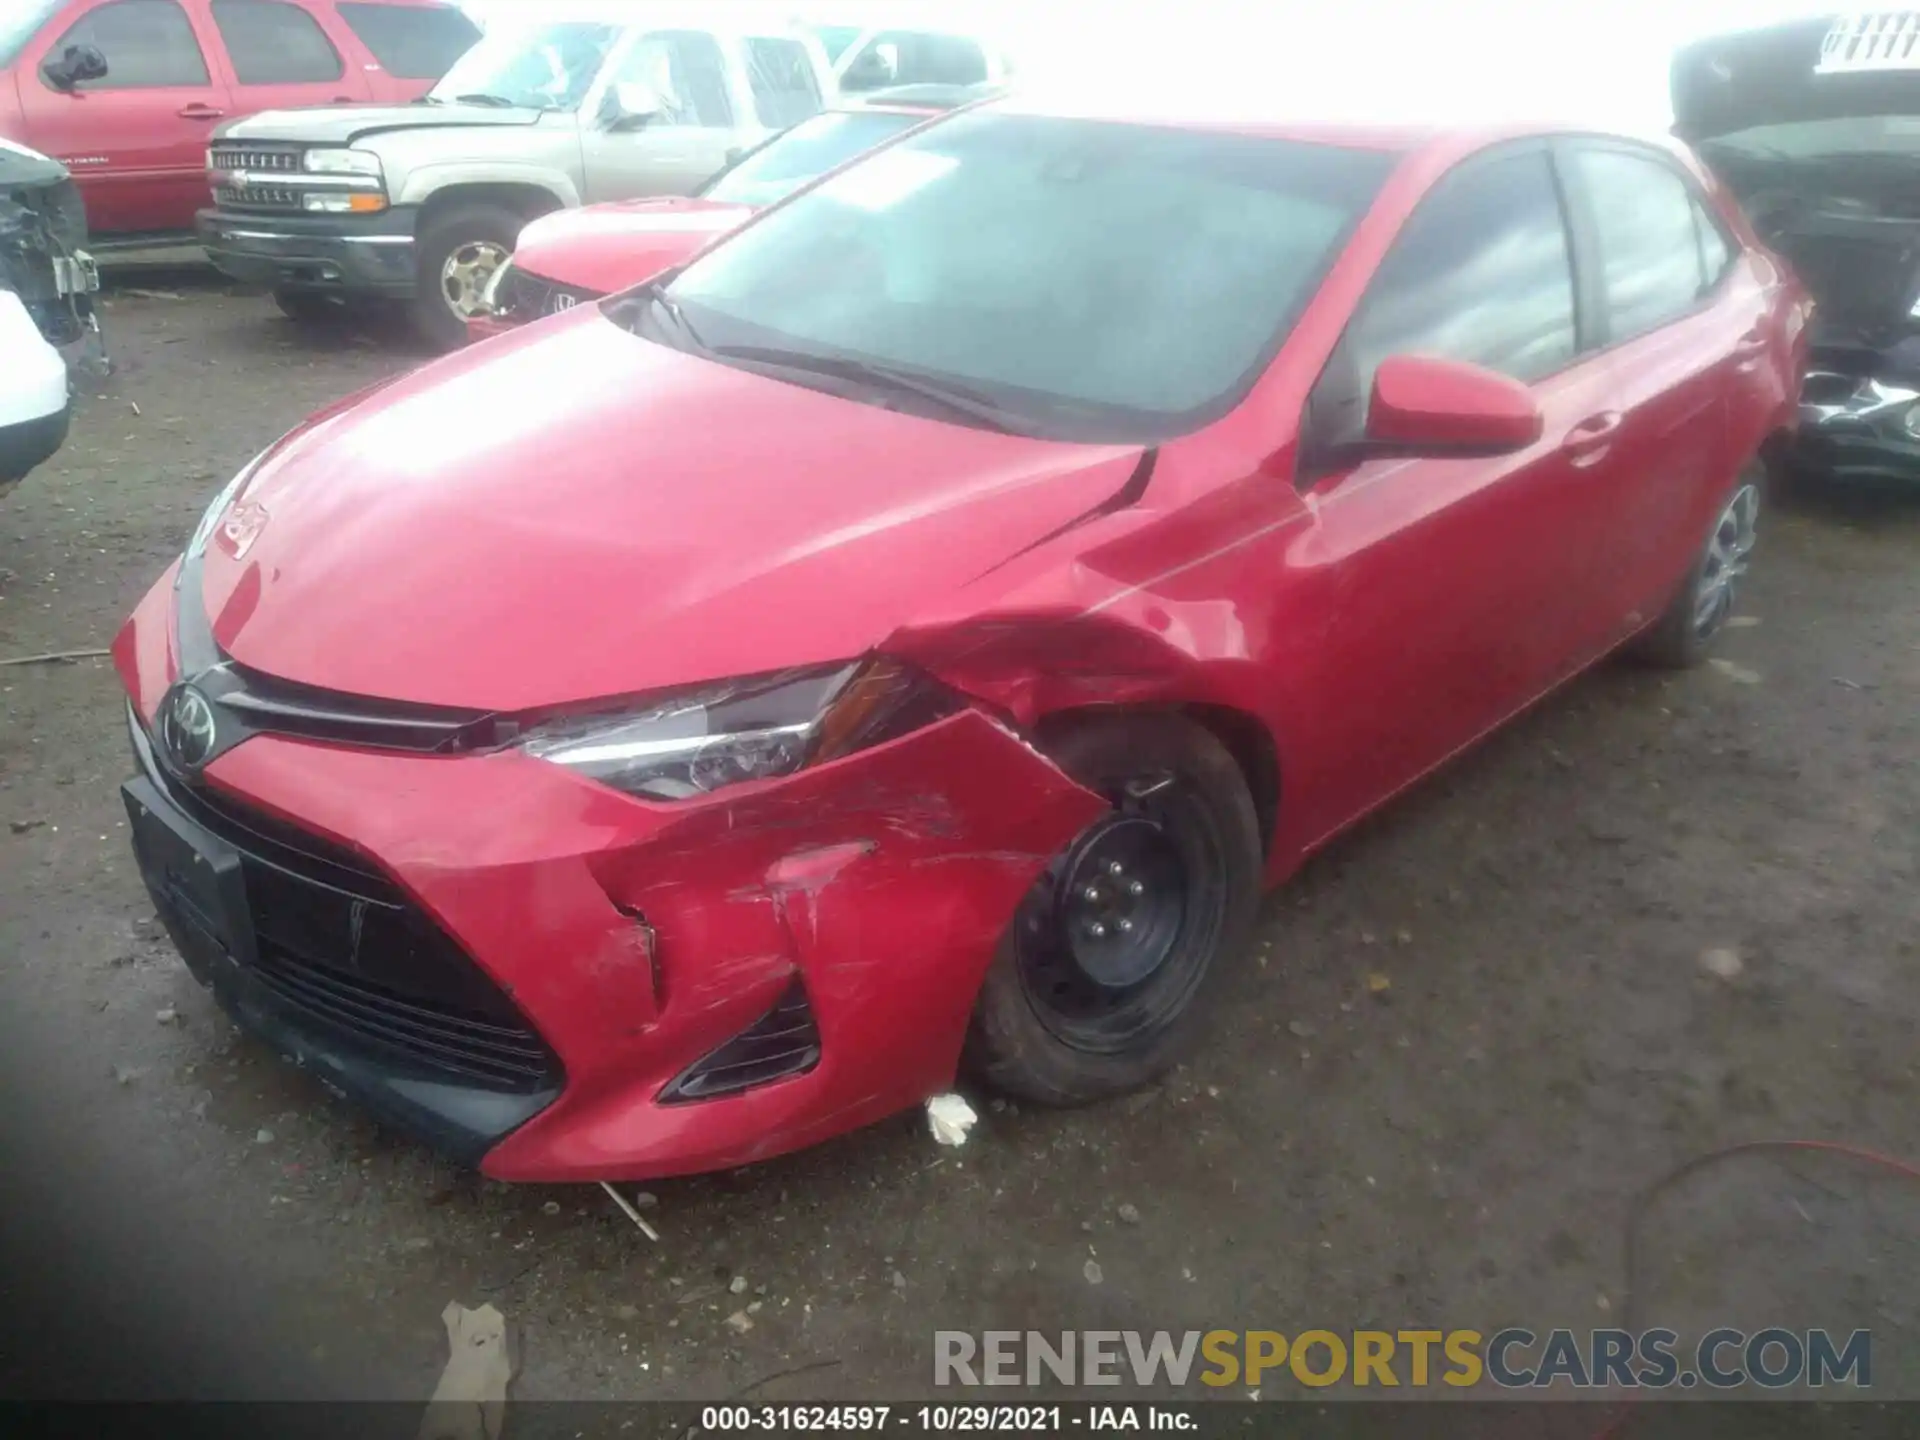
[[0, 0, 61, 67], [1704, 114, 1920, 160], [427, 20, 619, 111], [651, 112, 1393, 442], [705, 109, 924, 208]]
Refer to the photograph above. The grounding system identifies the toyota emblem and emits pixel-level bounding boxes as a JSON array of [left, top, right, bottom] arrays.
[[160, 684, 219, 770]]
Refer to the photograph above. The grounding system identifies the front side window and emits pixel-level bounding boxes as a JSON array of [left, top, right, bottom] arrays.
[[704, 109, 920, 208], [428, 20, 617, 111], [743, 36, 820, 129], [1695, 197, 1733, 288], [1571, 148, 1710, 341], [609, 29, 733, 128], [842, 30, 987, 92], [649, 113, 1394, 442], [211, 0, 341, 84], [337, 2, 478, 81], [47, 0, 208, 88], [1311, 149, 1577, 454]]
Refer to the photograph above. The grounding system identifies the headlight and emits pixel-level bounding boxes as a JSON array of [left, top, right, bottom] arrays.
[[302, 148, 383, 178], [302, 192, 388, 214], [515, 660, 958, 801], [184, 451, 266, 561], [480, 259, 514, 311]]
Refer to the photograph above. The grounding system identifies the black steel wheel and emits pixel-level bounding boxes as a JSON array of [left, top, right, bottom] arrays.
[[966, 713, 1262, 1105]]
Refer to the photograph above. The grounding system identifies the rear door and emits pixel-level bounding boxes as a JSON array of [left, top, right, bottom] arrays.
[[15, 0, 233, 235], [1558, 142, 1756, 635], [332, 1, 479, 102], [1286, 145, 1622, 841], [579, 27, 752, 203], [206, 0, 370, 115]]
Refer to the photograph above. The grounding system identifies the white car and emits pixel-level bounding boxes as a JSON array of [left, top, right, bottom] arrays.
[[1, 137, 95, 495]]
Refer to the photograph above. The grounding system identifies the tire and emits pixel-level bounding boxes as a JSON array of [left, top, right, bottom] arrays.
[[272, 289, 348, 325], [409, 203, 523, 352], [964, 713, 1263, 1106], [1631, 461, 1765, 669]]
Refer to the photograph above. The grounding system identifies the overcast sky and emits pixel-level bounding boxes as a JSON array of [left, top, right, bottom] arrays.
[[456, 0, 1838, 132]]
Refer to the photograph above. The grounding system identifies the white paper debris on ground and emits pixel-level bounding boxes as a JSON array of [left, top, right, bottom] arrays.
[[418, 1302, 512, 1440], [926, 1092, 978, 1147]]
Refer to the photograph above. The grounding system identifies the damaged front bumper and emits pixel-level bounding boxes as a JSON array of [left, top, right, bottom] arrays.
[[114, 573, 1104, 1180], [1795, 369, 1920, 484]]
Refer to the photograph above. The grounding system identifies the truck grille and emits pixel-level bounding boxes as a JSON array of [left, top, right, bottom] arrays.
[[211, 146, 302, 174], [216, 184, 302, 211], [1819, 11, 1920, 72]]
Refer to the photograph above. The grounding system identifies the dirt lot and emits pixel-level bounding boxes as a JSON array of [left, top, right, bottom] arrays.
[[2, 272, 1918, 1410]]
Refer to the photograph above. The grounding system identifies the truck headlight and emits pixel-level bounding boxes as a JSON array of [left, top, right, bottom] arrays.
[[302, 148, 383, 178]]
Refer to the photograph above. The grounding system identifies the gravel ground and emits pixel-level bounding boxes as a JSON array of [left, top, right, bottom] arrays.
[[2, 271, 1918, 1410]]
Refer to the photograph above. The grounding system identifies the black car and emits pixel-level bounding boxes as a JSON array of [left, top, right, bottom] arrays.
[[1676, 12, 1920, 485]]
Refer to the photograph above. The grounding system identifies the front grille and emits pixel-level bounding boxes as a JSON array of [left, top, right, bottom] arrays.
[[498, 266, 597, 321], [1819, 11, 1920, 72], [662, 979, 821, 1102], [211, 146, 301, 174], [135, 716, 561, 1093], [216, 184, 301, 211]]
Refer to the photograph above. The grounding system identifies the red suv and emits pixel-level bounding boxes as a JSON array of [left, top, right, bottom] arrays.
[[116, 97, 1805, 1182], [0, 0, 476, 242]]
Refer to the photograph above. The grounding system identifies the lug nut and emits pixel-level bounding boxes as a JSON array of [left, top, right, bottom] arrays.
[[1108, 860, 1126, 877], [1127, 880, 1145, 897], [1117, 918, 1135, 934], [1083, 885, 1102, 903], [1087, 921, 1108, 939]]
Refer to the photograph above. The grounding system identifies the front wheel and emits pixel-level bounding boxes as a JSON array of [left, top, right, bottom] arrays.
[[410, 203, 522, 352], [965, 714, 1263, 1106], [1631, 463, 1764, 668]]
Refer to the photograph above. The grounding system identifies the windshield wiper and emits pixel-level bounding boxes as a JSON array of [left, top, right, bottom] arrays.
[[628, 279, 708, 352], [450, 92, 520, 109], [707, 343, 1033, 435]]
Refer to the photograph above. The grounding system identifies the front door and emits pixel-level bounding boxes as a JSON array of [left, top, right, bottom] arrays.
[[17, 0, 233, 236], [580, 29, 752, 205], [1282, 145, 1621, 846]]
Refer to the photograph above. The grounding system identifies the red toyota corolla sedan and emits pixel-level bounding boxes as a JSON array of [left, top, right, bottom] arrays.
[[467, 84, 993, 343], [115, 93, 1806, 1182]]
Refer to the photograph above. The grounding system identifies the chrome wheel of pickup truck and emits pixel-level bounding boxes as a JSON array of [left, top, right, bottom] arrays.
[[412, 203, 525, 353]]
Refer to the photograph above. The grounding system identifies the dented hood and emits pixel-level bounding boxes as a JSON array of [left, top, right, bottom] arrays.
[[512, 197, 753, 297], [199, 311, 1142, 713], [1673, 13, 1920, 142]]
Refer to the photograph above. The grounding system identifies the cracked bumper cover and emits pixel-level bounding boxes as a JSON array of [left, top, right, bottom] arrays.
[[115, 572, 1104, 1180]]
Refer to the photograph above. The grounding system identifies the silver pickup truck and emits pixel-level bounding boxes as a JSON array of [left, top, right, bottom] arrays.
[[195, 4, 837, 349]]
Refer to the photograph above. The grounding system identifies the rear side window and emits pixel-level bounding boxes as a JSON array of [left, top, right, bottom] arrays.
[[743, 35, 821, 128], [211, 0, 342, 84], [1570, 148, 1711, 340], [616, 30, 734, 127], [1330, 150, 1576, 433], [48, 0, 209, 88], [337, 1, 478, 80]]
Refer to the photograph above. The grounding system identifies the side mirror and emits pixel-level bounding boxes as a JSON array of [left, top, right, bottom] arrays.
[[42, 43, 109, 92], [603, 81, 663, 130], [1364, 354, 1543, 456]]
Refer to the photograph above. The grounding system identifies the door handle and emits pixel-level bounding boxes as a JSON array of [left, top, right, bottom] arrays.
[[1562, 410, 1624, 468], [177, 103, 225, 120]]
